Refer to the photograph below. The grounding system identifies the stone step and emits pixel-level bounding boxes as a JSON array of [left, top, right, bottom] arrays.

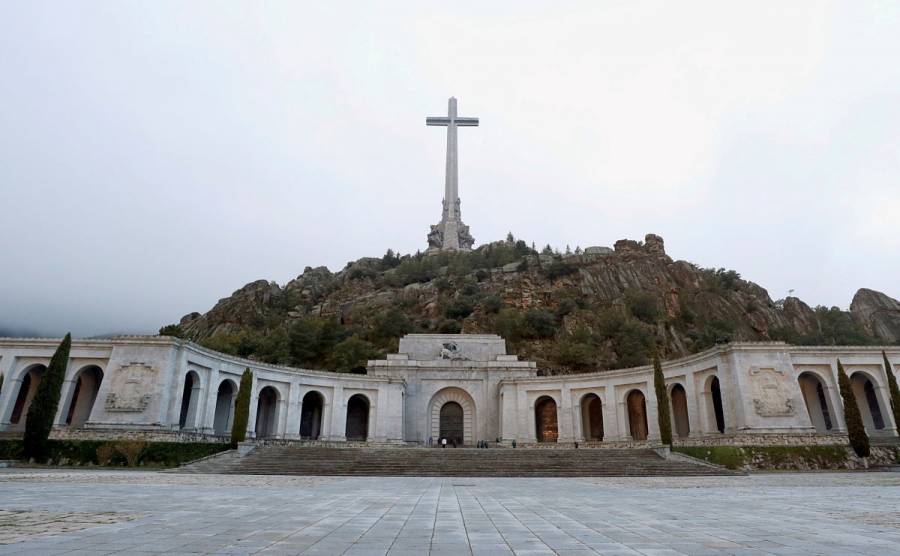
[[178, 446, 734, 477]]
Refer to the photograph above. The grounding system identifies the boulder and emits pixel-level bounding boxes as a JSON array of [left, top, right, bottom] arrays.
[[850, 288, 900, 343]]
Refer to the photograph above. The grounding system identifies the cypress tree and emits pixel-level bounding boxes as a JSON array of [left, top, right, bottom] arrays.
[[883, 351, 900, 436], [23, 333, 71, 462], [653, 354, 673, 446], [230, 368, 253, 449], [837, 359, 870, 458]]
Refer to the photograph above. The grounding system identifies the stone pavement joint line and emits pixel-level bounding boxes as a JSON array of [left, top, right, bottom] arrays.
[[0, 470, 899, 555]]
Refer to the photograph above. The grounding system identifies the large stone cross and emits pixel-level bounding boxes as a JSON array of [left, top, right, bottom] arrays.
[[426, 97, 478, 251]]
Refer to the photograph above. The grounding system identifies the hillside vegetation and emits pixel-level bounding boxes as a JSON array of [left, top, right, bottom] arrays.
[[161, 234, 900, 374]]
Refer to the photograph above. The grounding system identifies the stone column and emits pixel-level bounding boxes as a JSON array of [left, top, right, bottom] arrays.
[[329, 384, 346, 441], [284, 383, 302, 440], [558, 386, 574, 442], [54, 375, 78, 426], [683, 371, 700, 438], [199, 368, 220, 435], [616, 395, 629, 441]]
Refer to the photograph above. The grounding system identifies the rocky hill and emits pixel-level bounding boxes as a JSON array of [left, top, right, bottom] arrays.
[[165, 234, 900, 375]]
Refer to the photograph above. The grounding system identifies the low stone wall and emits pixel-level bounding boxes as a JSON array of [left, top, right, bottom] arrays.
[[49, 428, 227, 444], [674, 433, 848, 447], [675, 444, 899, 471]]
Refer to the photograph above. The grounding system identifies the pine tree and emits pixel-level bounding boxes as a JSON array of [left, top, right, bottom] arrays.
[[883, 351, 900, 436], [653, 354, 672, 446], [230, 368, 253, 449], [23, 333, 71, 462], [837, 359, 870, 458]]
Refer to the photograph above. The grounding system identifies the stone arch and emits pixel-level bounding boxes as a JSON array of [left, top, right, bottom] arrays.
[[534, 395, 559, 443], [580, 393, 603, 441], [178, 370, 203, 430], [626, 389, 648, 441], [669, 383, 690, 439], [65, 365, 103, 428], [345, 393, 370, 441], [429, 387, 476, 446], [798, 372, 833, 434], [850, 371, 887, 432], [9, 364, 47, 427], [255, 386, 280, 438], [705, 375, 725, 433], [299, 390, 325, 440], [213, 379, 237, 435]]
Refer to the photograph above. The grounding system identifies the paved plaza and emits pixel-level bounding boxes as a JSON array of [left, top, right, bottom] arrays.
[[0, 470, 899, 555]]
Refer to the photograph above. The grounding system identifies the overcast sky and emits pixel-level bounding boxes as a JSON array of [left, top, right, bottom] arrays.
[[1, 2, 898, 338]]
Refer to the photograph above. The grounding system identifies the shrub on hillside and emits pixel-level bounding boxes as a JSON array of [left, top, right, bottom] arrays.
[[329, 336, 377, 373], [523, 309, 557, 338]]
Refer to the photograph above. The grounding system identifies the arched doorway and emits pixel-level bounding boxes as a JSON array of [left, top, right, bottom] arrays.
[[798, 372, 833, 434], [428, 387, 476, 446], [9, 365, 46, 427], [707, 376, 725, 433], [581, 394, 603, 441], [626, 390, 648, 441], [851, 373, 886, 432], [299, 391, 325, 440], [534, 396, 558, 443], [178, 371, 201, 430], [65, 366, 103, 428], [670, 384, 690, 438], [255, 386, 279, 438], [440, 402, 464, 446], [213, 380, 236, 435], [345, 394, 369, 441]]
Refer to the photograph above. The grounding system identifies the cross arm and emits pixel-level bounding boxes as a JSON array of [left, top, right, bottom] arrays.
[[455, 118, 479, 126], [426, 117, 450, 126]]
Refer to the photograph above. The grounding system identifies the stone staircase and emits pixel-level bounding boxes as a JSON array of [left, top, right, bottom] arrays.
[[178, 446, 735, 477]]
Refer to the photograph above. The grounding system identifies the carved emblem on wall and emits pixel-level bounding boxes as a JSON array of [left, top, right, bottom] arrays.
[[749, 366, 794, 417], [440, 342, 468, 361], [105, 362, 156, 412]]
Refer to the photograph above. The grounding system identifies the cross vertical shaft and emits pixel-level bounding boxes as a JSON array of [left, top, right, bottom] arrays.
[[426, 97, 478, 252]]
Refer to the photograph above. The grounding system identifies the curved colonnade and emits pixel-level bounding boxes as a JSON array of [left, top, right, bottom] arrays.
[[0, 336, 897, 445]]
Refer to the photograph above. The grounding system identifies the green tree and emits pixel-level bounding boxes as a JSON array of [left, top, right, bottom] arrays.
[[329, 336, 377, 373], [653, 354, 673, 446], [837, 359, 870, 458], [230, 368, 253, 448], [371, 309, 413, 345], [523, 308, 557, 338], [23, 333, 72, 462], [883, 351, 900, 436], [158, 324, 185, 338]]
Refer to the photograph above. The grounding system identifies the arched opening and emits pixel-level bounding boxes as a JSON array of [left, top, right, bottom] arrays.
[[9, 365, 46, 426], [851, 373, 885, 432], [534, 396, 558, 443], [299, 391, 325, 440], [178, 371, 201, 430], [65, 366, 103, 428], [255, 386, 279, 438], [670, 384, 690, 438], [581, 394, 603, 441], [213, 380, 236, 435], [707, 376, 725, 433], [428, 387, 476, 446], [626, 390, 648, 441], [798, 372, 833, 434], [345, 394, 370, 440], [439, 401, 464, 446]]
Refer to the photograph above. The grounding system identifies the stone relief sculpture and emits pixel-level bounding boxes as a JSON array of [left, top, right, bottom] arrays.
[[105, 362, 155, 412], [749, 367, 795, 417], [440, 342, 469, 361], [427, 225, 444, 249]]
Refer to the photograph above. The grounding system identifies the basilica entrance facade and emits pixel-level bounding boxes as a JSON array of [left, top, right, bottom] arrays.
[[428, 387, 476, 446]]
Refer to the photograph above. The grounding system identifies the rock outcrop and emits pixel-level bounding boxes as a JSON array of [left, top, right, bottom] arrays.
[[850, 288, 900, 343], [171, 234, 897, 374]]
